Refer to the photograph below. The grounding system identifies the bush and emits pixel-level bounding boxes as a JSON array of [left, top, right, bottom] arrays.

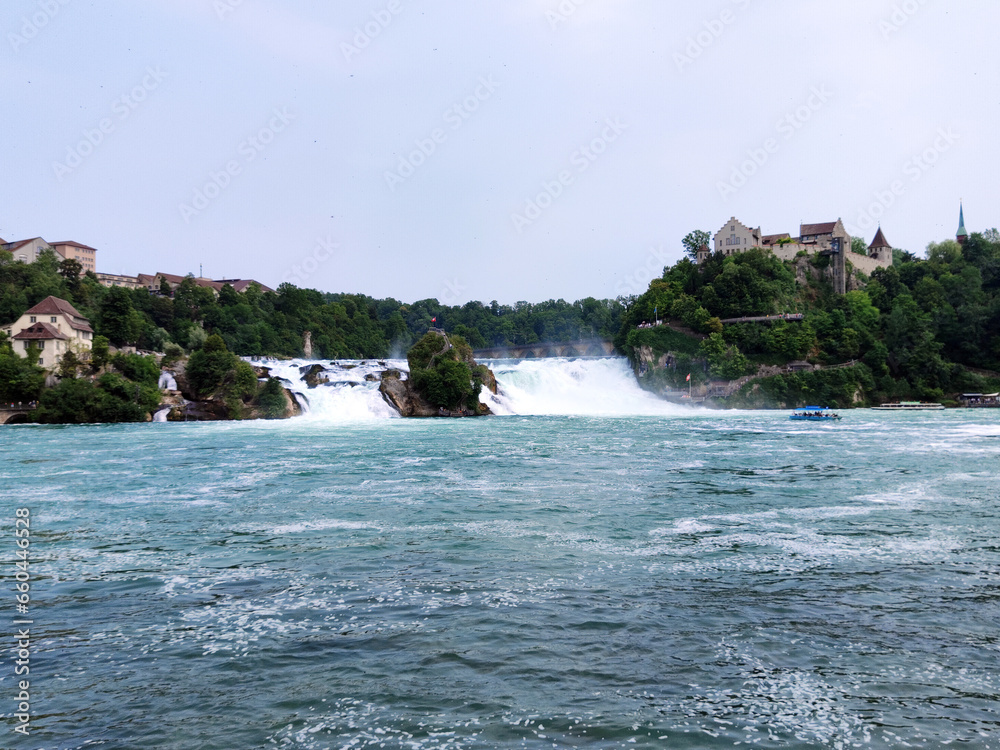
[[32, 373, 160, 423], [256, 377, 288, 419], [112, 353, 160, 386], [407, 332, 481, 411], [186, 335, 240, 398], [0, 351, 46, 403]]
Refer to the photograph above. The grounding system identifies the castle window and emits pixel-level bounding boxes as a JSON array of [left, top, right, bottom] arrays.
[[30, 316, 36, 323]]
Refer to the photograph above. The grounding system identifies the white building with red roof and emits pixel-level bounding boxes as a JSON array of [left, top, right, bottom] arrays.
[[2, 296, 94, 369]]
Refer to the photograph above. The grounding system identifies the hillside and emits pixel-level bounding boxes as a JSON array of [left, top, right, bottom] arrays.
[[615, 233, 1000, 407]]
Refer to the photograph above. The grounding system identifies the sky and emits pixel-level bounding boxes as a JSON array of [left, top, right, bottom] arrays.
[[2, 0, 997, 305]]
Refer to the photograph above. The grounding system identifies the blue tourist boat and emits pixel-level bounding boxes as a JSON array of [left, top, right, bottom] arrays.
[[790, 406, 841, 421]]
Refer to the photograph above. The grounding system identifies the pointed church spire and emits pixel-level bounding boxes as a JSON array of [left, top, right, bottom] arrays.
[[957, 202, 968, 244]]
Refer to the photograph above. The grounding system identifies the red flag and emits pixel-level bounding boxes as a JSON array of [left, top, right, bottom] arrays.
[[431, 317, 436, 322], [686, 373, 691, 382]]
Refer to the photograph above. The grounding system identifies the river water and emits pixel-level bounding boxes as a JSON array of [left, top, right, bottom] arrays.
[[3, 358, 999, 749]]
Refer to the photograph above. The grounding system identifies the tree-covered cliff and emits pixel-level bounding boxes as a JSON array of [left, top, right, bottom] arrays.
[[616, 231, 1000, 405]]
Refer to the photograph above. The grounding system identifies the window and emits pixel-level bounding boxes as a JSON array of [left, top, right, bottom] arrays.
[[30, 316, 36, 323], [51, 316, 57, 323], [37, 341, 44, 350]]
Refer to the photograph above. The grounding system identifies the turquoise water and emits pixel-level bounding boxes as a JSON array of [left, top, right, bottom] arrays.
[[4, 404, 1000, 748]]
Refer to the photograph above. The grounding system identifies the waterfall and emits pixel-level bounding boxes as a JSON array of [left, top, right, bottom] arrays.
[[251, 356, 690, 421], [252, 359, 404, 422], [158, 371, 178, 389], [484, 358, 691, 416], [153, 407, 171, 422]]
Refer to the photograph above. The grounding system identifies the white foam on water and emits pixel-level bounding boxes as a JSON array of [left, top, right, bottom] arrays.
[[252, 358, 404, 422], [650, 519, 714, 536], [268, 519, 380, 535], [252, 355, 700, 421], [486, 357, 694, 417]]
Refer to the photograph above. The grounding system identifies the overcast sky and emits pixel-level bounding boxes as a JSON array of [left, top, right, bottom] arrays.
[[2, 1, 997, 304]]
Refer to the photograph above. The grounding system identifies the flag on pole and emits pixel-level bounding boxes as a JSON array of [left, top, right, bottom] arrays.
[[431, 317, 436, 322], [686, 373, 691, 382]]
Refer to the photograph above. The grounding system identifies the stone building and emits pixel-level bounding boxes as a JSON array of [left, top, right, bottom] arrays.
[[699, 216, 893, 294]]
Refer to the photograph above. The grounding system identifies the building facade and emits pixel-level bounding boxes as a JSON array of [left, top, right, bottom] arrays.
[[2, 237, 99, 273], [96, 273, 144, 289], [2, 237, 53, 264], [2, 297, 94, 369], [50, 241, 98, 274], [713, 217, 762, 256]]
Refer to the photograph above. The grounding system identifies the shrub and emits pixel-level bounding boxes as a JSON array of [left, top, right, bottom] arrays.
[[406, 332, 481, 411], [256, 377, 288, 419]]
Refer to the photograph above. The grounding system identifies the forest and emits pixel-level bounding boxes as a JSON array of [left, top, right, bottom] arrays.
[[0, 249, 624, 359]]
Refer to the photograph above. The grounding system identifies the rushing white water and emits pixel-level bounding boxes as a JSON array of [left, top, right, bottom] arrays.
[[158, 371, 178, 390], [253, 356, 690, 421], [254, 358, 404, 422], [485, 357, 691, 416], [153, 407, 171, 422]]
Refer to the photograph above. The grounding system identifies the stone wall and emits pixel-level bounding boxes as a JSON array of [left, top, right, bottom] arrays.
[[847, 252, 889, 278]]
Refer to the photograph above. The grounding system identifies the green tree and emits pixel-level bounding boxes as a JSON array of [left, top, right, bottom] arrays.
[[0, 349, 45, 403], [682, 230, 711, 260], [90, 335, 110, 369], [255, 377, 288, 419], [406, 332, 482, 411], [185, 334, 239, 398], [99, 286, 142, 346]]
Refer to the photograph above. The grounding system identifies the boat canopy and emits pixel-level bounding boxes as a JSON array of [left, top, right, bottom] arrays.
[[796, 406, 830, 411]]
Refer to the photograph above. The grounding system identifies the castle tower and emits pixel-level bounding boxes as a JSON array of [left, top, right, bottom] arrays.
[[868, 226, 893, 266], [957, 203, 969, 245]]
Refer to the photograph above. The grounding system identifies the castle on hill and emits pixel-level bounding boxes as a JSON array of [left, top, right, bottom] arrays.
[[698, 206, 971, 291], [696, 216, 898, 295]]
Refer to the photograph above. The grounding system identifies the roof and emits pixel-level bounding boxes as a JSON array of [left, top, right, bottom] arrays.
[[50, 241, 98, 252], [3, 238, 44, 252], [13, 322, 70, 341], [25, 296, 85, 318], [23, 296, 93, 333], [800, 222, 838, 236], [138, 272, 209, 291], [217, 278, 275, 293], [869, 227, 892, 250], [761, 233, 791, 245], [957, 204, 968, 237]]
